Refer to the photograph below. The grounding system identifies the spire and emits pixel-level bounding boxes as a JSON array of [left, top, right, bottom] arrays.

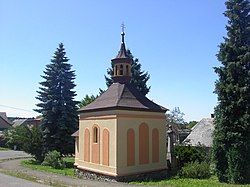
[[116, 23, 129, 59], [111, 23, 132, 84]]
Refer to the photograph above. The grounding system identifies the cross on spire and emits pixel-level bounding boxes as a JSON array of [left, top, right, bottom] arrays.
[[121, 22, 125, 43], [121, 22, 125, 33]]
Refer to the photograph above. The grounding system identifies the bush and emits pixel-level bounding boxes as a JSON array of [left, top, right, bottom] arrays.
[[42, 150, 65, 169], [0, 131, 7, 147], [174, 145, 209, 168], [180, 161, 211, 179], [4, 126, 44, 162]]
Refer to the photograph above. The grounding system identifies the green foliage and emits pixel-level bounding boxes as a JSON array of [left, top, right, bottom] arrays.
[[166, 107, 186, 126], [78, 94, 97, 108], [42, 150, 65, 169], [131, 176, 250, 187], [4, 126, 44, 162], [174, 145, 209, 168], [213, 0, 250, 184], [105, 49, 150, 96], [179, 161, 211, 179], [0, 130, 8, 148], [22, 157, 74, 176], [187, 121, 198, 129], [35, 43, 78, 156], [0, 147, 9, 151]]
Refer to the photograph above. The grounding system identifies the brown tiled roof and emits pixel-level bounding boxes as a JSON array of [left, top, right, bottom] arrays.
[[71, 130, 79, 137], [78, 83, 167, 113]]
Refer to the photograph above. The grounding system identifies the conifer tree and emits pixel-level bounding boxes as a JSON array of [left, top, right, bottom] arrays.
[[78, 94, 97, 108], [105, 49, 150, 95], [35, 43, 78, 156], [213, 0, 250, 184]]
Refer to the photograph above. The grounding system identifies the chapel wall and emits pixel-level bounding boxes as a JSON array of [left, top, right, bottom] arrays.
[[76, 117, 117, 175], [116, 111, 167, 176]]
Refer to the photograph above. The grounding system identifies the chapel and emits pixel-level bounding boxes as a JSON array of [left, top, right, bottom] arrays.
[[73, 29, 167, 179]]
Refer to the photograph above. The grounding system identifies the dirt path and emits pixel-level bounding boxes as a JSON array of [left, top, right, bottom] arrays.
[[0, 158, 143, 187]]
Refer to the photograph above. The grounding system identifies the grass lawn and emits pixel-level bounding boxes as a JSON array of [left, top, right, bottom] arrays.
[[131, 176, 250, 187], [21, 157, 75, 177], [0, 147, 9, 151], [21, 158, 250, 187]]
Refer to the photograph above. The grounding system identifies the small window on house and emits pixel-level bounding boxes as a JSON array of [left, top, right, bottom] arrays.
[[120, 64, 123, 75], [93, 127, 98, 143], [126, 65, 129, 75]]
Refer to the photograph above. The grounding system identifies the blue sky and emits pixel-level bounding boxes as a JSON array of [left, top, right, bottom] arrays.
[[0, 0, 227, 121]]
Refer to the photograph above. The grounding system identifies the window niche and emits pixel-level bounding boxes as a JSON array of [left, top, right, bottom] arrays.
[[126, 65, 129, 75], [114, 65, 118, 76], [119, 64, 123, 75]]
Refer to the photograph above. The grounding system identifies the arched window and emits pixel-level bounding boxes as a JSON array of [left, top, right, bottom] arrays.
[[119, 64, 123, 75], [139, 123, 149, 164], [126, 65, 129, 75], [92, 125, 100, 164], [93, 127, 98, 143], [114, 65, 117, 76]]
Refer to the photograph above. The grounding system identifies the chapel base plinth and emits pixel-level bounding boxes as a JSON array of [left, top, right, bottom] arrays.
[[75, 167, 169, 182]]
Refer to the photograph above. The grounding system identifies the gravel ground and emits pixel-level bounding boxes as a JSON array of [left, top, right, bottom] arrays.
[[0, 172, 49, 187], [0, 150, 31, 160]]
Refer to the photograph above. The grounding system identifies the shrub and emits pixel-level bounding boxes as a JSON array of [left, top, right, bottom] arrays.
[[174, 145, 209, 168], [42, 150, 65, 169], [4, 126, 44, 162], [180, 161, 211, 179]]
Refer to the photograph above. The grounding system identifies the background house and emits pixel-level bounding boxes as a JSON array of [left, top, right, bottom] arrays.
[[12, 117, 41, 128], [183, 118, 214, 147], [0, 112, 12, 132], [0, 112, 12, 147], [166, 123, 191, 144]]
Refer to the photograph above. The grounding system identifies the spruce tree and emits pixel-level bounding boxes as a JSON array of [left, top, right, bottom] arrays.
[[35, 43, 78, 156], [78, 94, 97, 108], [105, 49, 150, 95], [213, 0, 250, 184]]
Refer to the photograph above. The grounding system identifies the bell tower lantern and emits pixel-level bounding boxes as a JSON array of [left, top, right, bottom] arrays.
[[112, 24, 132, 84]]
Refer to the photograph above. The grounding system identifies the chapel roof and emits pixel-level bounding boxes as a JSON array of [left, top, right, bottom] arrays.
[[78, 82, 167, 113]]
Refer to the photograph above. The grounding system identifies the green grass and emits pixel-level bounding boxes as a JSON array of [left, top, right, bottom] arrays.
[[131, 176, 250, 187], [0, 147, 9, 151], [21, 157, 75, 177]]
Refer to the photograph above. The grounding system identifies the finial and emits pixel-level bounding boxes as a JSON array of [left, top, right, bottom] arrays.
[[121, 22, 125, 43], [121, 22, 125, 33]]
